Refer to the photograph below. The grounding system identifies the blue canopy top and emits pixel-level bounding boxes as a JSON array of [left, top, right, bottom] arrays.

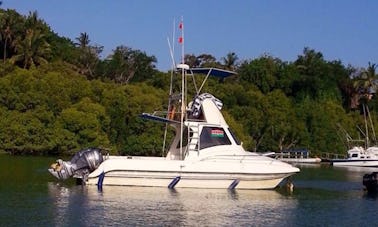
[[187, 68, 237, 78]]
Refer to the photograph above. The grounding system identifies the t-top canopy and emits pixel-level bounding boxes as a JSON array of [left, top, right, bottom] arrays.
[[183, 67, 237, 94], [186, 68, 237, 78]]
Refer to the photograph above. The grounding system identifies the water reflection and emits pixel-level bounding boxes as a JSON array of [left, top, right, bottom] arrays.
[[48, 183, 92, 226], [47, 184, 299, 226], [292, 163, 378, 192], [2, 154, 378, 226]]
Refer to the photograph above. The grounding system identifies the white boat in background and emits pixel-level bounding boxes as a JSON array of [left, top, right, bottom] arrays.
[[331, 146, 378, 167], [48, 22, 299, 190], [332, 104, 378, 167]]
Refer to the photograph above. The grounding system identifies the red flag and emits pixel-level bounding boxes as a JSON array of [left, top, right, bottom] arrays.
[[178, 36, 183, 44], [179, 22, 183, 29]]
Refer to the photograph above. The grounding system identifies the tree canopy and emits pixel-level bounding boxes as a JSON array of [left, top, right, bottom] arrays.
[[0, 9, 377, 157]]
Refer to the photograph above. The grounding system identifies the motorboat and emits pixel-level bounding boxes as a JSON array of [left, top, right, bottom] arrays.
[[48, 22, 299, 190], [332, 104, 378, 167], [48, 65, 300, 189], [331, 146, 378, 167]]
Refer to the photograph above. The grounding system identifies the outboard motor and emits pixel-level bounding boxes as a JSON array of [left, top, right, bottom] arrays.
[[48, 148, 104, 180]]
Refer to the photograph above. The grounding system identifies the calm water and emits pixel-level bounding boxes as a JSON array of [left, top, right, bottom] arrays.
[[1, 154, 377, 227]]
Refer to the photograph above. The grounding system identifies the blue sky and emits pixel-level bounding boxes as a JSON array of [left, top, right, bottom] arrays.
[[2, 0, 378, 71]]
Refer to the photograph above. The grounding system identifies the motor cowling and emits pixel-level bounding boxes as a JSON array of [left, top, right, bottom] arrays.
[[48, 148, 104, 180]]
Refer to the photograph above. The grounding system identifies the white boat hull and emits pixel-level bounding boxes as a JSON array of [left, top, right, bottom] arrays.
[[331, 159, 378, 167], [84, 156, 298, 189], [87, 175, 289, 189]]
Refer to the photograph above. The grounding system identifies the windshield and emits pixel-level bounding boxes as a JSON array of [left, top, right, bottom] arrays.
[[200, 127, 231, 149]]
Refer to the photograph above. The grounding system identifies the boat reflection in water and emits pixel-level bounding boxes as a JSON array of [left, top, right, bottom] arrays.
[[47, 183, 298, 226]]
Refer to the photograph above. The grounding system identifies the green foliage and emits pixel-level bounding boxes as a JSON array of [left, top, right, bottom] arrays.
[[0, 67, 169, 155], [1, 8, 378, 158], [239, 55, 281, 94], [56, 100, 110, 151], [97, 45, 157, 84], [0, 109, 53, 154], [262, 90, 305, 152], [46, 33, 77, 64], [113, 83, 166, 155], [292, 48, 344, 102], [295, 99, 348, 155]]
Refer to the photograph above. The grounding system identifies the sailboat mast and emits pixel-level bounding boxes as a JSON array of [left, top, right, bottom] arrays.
[[367, 105, 377, 144], [363, 104, 369, 148]]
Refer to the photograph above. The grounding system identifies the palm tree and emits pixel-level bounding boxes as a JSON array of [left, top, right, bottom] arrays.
[[354, 62, 377, 104], [221, 52, 238, 70], [340, 77, 359, 110], [74, 32, 102, 79], [75, 32, 90, 49], [0, 10, 22, 63], [364, 62, 377, 90], [25, 11, 39, 29], [2, 23, 15, 63], [10, 28, 50, 68]]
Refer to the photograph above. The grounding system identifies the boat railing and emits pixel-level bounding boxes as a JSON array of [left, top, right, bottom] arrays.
[[320, 152, 346, 160], [275, 149, 310, 159]]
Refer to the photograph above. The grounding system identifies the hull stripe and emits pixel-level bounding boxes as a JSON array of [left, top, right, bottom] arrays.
[[228, 179, 240, 189], [168, 176, 181, 188], [97, 171, 105, 191]]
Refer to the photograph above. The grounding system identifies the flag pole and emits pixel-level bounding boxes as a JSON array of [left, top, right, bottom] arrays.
[[180, 16, 184, 64], [179, 16, 185, 159]]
